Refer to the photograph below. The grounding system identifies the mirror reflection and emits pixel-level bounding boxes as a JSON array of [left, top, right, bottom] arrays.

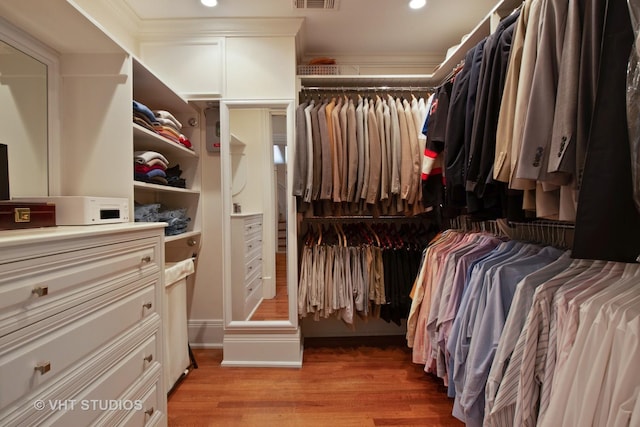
[[0, 39, 48, 197], [228, 107, 289, 322]]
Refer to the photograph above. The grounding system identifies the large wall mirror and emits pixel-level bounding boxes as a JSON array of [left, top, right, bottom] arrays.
[[220, 99, 298, 331], [0, 18, 58, 198]]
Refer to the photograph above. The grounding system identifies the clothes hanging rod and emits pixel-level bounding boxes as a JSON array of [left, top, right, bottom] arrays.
[[505, 219, 575, 229], [301, 86, 433, 92], [302, 215, 432, 223]]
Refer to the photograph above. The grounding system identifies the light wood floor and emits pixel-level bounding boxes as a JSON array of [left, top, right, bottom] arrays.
[[250, 252, 289, 321], [168, 339, 464, 427]]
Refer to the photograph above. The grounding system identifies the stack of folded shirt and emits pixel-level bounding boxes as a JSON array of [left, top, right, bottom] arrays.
[[133, 100, 159, 132], [165, 164, 187, 189], [132, 101, 193, 150], [153, 109, 192, 149], [134, 150, 169, 185]]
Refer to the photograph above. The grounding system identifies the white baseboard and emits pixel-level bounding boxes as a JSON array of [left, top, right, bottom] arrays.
[[187, 319, 224, 348], [222, 329, 303, 368]]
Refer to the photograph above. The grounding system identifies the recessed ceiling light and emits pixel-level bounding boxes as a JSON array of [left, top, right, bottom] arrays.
[[409, 0, 426, 9], [201, 0, 218, 7]]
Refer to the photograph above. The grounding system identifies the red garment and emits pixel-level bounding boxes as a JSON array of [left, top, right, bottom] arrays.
[[179, 135, 192, 148], [135, 163, 167, 173]]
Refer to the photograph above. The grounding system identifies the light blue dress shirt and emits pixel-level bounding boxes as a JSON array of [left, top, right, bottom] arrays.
[[459, 246, 566, 427]]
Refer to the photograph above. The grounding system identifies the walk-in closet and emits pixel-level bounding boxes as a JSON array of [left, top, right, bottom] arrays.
[[1, 0, 639, 425]]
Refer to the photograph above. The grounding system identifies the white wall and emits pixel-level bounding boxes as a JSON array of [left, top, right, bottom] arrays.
[[225, 37, 297, 100], [188, 132, 225, 346], [58, 53, 133, 199]]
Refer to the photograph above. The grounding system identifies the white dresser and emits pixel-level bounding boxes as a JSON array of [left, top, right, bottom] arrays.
[[0, 223, 167, 426], [230, 214, 263, 321]]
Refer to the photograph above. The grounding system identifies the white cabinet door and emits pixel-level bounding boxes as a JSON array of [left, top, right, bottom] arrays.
[[140, 39, 224, 99]]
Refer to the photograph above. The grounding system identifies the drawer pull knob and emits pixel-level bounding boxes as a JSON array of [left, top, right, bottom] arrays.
[[145, 408, 155, 417], [248, 288, 253, 292], [141, 256, 152, 263], [32, 286, 49, 297], [144, 354, 153, 363], [188, 238, 197, 246], [248, 266, 253, 270], [34, 362, 51, 375], [143, 302, 153, 310]]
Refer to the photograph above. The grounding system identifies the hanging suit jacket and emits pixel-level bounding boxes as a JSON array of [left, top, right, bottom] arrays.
[[354, 97, 365, 203], [465, 10, 520, 218], [331, 97, 343, 202], [303, 101, 315, 203], [573, 0, 640, 263], [318, 99, 333, 200], [388, 94, 402, 196], [293, 101, 308, 197], [515, 0, 569, 184], [444, 44, 476, 208], [494, 0, 532, 183], [366, 99, 382, 204], [345, 99, 359, 202], [310, 100, 323, 201]]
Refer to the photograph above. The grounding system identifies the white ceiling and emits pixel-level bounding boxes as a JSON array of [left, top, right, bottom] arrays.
[[122, 0, 501, 64]]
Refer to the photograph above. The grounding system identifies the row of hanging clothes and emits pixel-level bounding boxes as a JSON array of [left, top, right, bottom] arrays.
[[292, 88, 437, 219], [297, 218, 436, 327], [423, 0, 640, 263], [407, 217, 640, 426]]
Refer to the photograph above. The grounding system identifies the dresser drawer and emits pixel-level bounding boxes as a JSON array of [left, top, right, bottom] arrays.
[[97, 365, 163, 427], [243, 215, 262, 230], [245, 233, 261, 255], [118, 379, 162, 427], [245, 283, 263, 316], [0, 237, 160, 338], [0, 284, 157, 409], [245, 253, 262, 280], [45, 333, 159, 427], [245, 275, 262, 296]]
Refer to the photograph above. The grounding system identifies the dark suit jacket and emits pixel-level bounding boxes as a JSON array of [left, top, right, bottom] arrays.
[[573, 0, 640, 263]]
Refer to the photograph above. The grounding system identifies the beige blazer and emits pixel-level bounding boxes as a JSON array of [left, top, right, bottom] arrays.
[[494, 0, 531, 183], [376, 96, 389, 201], [388, 95, 402, 196], [318, 100, 333, 200], [354, 97, 365, 202], [345, 99, 359, 203], [397, 98, 412, 201], [508, 0, 543, 191], [366, 99, 382, 205], [330, 98, 342, 202], [339, 96, 349, 202]]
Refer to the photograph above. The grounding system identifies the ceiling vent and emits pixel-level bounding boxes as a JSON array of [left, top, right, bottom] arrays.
[[293, 0, 338, 10]]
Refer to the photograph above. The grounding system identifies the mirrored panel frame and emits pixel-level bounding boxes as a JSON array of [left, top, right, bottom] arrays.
[[0, 17, 60, 198], [220, 99, 298, 331]]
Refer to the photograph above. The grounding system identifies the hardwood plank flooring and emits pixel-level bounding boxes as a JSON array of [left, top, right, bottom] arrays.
[[168, 340, 463, 427], [250, 252, 288, 321]]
